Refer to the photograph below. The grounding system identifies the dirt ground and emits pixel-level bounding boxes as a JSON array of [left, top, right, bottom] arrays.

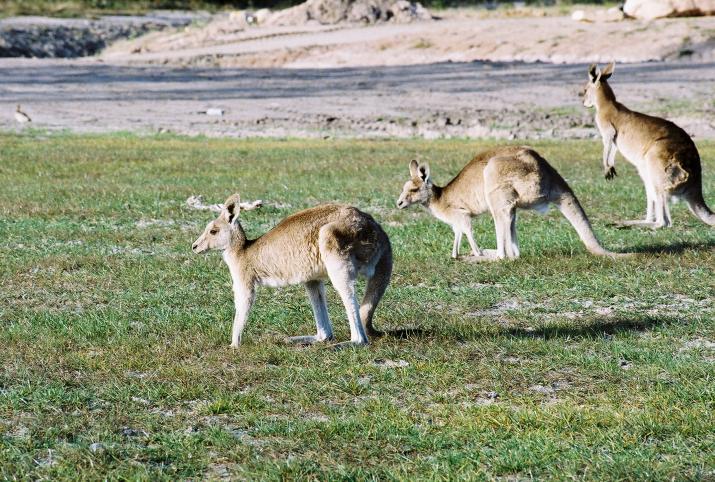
[[1, 10, 714, 140], [2, 57, 713, 139], [102, 10, 715, 67]]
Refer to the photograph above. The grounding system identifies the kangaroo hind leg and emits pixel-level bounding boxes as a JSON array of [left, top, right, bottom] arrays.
[[487, 191, 518, 260], [359, 248, 392, 338], [287, 280, 334, 345], [319, 223, 369, 347]]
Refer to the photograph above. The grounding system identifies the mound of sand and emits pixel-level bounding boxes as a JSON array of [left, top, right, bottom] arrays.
[[266, 0, 432, 26]]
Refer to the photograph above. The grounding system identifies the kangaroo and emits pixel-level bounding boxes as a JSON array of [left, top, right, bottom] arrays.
[[396, 146, 620, 260], [583, 62, 715, 228], [192, 194, 392, 348]]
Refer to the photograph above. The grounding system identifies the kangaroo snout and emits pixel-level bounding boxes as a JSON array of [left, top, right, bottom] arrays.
[[396, 198, 407, 209], [192, 239, 206, 254]]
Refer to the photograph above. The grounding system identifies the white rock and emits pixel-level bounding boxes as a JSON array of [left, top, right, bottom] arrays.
[[89, 442, 105, 453], [624, 0, 715, 20], [373, 358, 409, 368], [571, 10, 588, 22]]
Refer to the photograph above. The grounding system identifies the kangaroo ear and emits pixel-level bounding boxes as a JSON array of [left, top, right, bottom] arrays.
[[409, 159, 419, 178], [418, 163, 430, 182], [600, 61, 615, 80], [223, 193, 241, 224], [588, 64, 601, 83]]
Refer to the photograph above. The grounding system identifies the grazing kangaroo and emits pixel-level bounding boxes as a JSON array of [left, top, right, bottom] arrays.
[[396, 146, 620, 260], [192, 194, 392, 348], [583, 62, 715, 228]]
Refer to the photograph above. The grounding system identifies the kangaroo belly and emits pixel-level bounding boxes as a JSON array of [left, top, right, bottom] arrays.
[[255, 243, 328, 287], [616, 140, 645, 169], [258, 263, 329, 288], [260, 269, 328, 288]]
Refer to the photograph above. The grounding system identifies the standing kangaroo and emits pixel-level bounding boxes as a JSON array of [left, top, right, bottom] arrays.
[[396, 146, 620, 260], [583, 62, 715, 228], [192, 194, 392, 348]]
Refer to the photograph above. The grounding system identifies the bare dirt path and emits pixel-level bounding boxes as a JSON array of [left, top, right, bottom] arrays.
[[1, 58, 713, 139], [102, 13, 715, 68]]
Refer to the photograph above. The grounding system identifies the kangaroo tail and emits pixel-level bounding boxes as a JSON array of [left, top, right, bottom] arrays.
[[360, 244, 392, 338], [685, 188, 715, 226], [556, 191, 625, 257]]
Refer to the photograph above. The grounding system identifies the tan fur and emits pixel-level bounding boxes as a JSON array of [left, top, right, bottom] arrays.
[[583, 62, 715, 228], [192, 195, 392, 348], [396, 146, 621, 260]]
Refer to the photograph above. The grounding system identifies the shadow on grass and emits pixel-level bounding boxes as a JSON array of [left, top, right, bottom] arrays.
[[380, 315, 679, 343], [378, 328, 434, 340], [504, 315, 678, 340], [627, 240, 715, 255]]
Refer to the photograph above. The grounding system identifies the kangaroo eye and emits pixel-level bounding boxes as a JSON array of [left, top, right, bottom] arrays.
[[209, 229, 219, 235]]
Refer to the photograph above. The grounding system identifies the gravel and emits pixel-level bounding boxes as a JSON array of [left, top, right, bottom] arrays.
[[0, 12, 208, 58]]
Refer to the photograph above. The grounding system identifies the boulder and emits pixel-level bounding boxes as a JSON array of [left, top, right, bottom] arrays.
[[624, 0, 715, 19], [571, 7, 625, 22]]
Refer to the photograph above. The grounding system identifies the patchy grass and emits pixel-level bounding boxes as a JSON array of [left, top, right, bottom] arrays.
[[1, 133, 714, 480]]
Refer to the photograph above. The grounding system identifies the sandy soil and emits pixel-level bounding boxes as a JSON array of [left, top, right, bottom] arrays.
[[1, 57, 713, 139], [101, 11, 715, 68]]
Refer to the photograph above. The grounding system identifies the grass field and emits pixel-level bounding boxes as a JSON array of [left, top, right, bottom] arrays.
[[1, 132, 714, 480]]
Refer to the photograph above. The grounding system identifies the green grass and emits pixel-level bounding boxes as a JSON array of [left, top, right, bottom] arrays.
[[1, 132, 714, 480]]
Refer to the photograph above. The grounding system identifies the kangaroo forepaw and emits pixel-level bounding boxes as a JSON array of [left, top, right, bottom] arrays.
[[605, 167, 617, 180]]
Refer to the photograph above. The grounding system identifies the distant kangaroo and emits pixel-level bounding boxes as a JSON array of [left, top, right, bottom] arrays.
[[396, 146, 622, 260], [192, 194, 392, 348], [583, 62, 715, 228]]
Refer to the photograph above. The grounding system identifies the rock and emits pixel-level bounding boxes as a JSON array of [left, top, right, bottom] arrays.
[[606, 6, 626, 21], [529, 384, 554, 394], [373, 358, 409, 368], [89, 442, 105, 453], [357, 376, 371, 386], [571, 10, 590, 22], [624, 0, 715, 20], [255, 9, 273, 24], [389, 0, 432, 22], [572, 7, 625, 22], [121, 427, 146, 437], [0, 14, 202, 58], [471, 391, 500, 405]]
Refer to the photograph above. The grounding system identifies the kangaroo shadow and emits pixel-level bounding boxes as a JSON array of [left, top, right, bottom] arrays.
[[379, 315, 677, 344], [504, 315, 676, 341], [380, 327, 433, 340], [627, 240, 715, 255]]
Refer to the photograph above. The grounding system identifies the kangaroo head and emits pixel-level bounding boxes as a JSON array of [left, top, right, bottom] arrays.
[[582, 62, 615, 108], [397, 159, 432, 209], [192, 194, 243, 254]]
